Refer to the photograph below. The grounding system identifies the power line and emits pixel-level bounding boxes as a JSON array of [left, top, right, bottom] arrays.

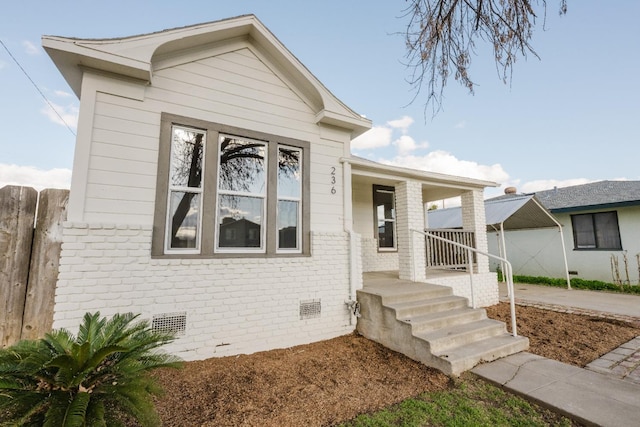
[[0, 39, 77, 137]]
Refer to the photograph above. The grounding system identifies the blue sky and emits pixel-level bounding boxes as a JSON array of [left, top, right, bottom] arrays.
[[1, 1, 639, 199]]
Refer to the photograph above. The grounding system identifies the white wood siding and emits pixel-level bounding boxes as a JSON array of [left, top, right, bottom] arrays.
[[79, 46, 348, 232]]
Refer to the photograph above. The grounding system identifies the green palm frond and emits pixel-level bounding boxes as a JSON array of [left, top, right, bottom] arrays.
[[0, 312, 183, 426]]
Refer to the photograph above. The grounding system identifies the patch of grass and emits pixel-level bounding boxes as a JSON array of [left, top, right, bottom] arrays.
[[497, 271, 640, 295], [339, 375, 575, 427]]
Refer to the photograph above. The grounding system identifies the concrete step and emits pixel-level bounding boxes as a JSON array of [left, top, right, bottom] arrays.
[[357, 279, 529, 377], [390, 295, 469, 319], [367, 284, 453, 305], [403, 307, 488, 334], [417, 318, 507, 354], [436, 334, 530, 376]]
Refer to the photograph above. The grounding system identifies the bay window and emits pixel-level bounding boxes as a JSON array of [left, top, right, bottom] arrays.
[[152, 113, 310, 257]]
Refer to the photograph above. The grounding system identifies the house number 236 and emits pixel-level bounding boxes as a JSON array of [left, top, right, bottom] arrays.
[[330, 167, 337, 194]]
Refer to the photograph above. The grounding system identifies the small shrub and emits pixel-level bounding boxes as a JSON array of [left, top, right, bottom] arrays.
[[0, 312, 183, 426]]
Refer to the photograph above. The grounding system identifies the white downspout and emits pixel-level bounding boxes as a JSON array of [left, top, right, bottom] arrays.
[[342, 158, 360, 323]]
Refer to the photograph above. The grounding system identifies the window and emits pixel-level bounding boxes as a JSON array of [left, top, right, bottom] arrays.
[[153, 113, 310, 257], [571, 211, 622, 250], [373, 185, 396, 251]]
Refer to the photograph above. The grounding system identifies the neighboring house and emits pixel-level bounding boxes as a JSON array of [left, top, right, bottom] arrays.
[[43, 15, 500, 361], [431, 181, 640, 283], [505, 181, 640, 283]]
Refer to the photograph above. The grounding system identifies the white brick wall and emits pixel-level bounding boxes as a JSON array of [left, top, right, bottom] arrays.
[[54, 223, 355, 360], [396, 181, 426, 281], [361, 238, 399, 272], [461, 189, 490, 274]]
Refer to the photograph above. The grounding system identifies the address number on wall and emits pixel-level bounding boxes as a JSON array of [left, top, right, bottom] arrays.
[[330, 166, 337, 194]]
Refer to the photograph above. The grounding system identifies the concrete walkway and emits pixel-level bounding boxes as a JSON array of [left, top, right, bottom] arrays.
[[472, 283, 640, 427]]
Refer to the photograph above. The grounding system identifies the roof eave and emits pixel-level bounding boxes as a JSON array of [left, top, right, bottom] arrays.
[[549, 199, 640, 213], [344, 156, 498, 189], [42, 37, 151, 98]]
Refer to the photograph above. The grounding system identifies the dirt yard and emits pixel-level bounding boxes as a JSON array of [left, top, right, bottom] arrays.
[[152, 303, 639, 426]]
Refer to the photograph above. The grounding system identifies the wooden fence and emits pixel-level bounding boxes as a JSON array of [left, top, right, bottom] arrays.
[[0, 185, 68, 347]]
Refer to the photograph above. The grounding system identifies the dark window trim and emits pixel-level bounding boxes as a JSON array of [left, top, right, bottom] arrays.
[[152, 112, 310, 258], [570, 211, 623, 251], [372, 184, 397, 253]]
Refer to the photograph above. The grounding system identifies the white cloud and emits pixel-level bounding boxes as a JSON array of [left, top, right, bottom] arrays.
[[387, 116, 414, 133], [0, 164, 71, 191], [41, 102, 79, 129], [351, 126, 393, 150], [455, 120, 467, 129], [392, 135, 429, 155], [382, 150, 509, 183], [54, 90, 73, 98], [22, 40, 40, 55]]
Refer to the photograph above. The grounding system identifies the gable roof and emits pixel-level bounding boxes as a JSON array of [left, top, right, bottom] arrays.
[[532, 180, 640, 213], [427, 194, 558, 231], [42, 14, 371, 137]]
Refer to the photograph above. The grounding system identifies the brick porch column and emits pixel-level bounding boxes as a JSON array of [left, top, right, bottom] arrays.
[[461, 189, 489, 273], [396, 180, 426, 282]]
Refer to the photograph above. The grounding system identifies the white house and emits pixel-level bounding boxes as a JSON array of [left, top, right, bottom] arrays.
[[484, 181, 640, 284], [43, 15, 519, 366]]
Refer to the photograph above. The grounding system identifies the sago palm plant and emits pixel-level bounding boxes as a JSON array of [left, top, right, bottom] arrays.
[[0, 312, 183, 426]]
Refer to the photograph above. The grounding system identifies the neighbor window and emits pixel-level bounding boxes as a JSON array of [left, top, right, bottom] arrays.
[[571, 211, 622, 250], [373, 185, 396, 251], [152, 113, 310, 257]]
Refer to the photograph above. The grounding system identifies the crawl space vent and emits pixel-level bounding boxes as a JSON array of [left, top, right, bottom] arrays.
[[299, 299, 321, 320], [152, 312, 187, 336]]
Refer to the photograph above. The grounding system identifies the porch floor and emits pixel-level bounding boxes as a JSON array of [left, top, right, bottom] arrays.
[[363, 269, 469, 287]]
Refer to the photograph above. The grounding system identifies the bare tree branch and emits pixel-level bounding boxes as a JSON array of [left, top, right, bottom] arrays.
[[403, 0, 567, 115]]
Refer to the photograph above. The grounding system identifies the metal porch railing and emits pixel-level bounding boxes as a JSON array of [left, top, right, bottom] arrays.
[[412, 229, 519, 338], [425, 229, 476, 270]]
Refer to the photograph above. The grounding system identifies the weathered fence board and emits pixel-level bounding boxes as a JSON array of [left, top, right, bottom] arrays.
[[0, 186, 69, 347], [0, 186, 38, 347], [21, 188, 69, 340]]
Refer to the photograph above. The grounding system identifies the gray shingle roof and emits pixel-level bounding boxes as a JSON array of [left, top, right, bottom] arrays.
[[533, 180, 640, 212]]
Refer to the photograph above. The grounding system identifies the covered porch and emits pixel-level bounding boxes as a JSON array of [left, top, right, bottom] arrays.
[[344, 156, 500, 308]]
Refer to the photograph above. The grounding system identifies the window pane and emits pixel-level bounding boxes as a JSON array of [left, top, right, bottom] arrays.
[[375, 190, 395, 220], [170, 127, 204, 188], [168, 191, 200, 249], [218, 195, 263, 248], [278, 200, 298, 249], [573, 214, 596, 248], [278, 147, 301, 198], [378, 220, 395, 248], [218, 135, 266, 194], [595, 212, 621, 249], [374, 187, 396, 249]]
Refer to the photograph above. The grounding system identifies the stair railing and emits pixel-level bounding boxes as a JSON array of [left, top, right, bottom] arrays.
[[411, 229, 518, 337]]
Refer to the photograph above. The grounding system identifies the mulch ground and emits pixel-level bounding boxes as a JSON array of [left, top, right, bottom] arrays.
[[151, 303, 640, 426]]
